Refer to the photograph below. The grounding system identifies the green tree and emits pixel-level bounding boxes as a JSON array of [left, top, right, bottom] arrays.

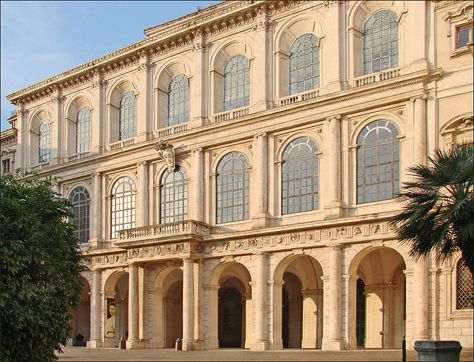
[[390, 145, 474, 275], [0, 172, 84, 361]]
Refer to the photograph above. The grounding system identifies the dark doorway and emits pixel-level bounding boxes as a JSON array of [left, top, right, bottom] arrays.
[[356, 278, 366, 348], [218, 287, 242, 348], [282, 287, 290, 348]]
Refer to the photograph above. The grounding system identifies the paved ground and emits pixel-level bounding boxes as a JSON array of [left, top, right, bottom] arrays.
[[58, 347, 474, 362]]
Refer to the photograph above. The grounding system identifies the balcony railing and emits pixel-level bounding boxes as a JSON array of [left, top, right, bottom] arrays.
[[211, 106, 249, 124], [116, 219, 210, 243], [353, 67, 402, 87], [108, 138, 135, 151], [67, 151, 91, 162], [275, 89, 320, 107], [155, 123, 188, 138]]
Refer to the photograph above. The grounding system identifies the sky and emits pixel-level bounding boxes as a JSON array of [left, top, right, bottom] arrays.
[[0, 0, 220, 132]]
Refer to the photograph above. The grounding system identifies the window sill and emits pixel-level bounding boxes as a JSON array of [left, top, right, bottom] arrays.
[[450, 309, 473, 319], [450, 44, 473, 58]]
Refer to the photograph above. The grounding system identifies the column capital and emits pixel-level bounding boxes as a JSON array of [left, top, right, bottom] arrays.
[[203, 284, 220, 291], [253, 132, 268, 140], [410, 93, 428, 102], [326, 114, 342, 122], [192, 147, 203, 153], [137, 160, 148, 167]]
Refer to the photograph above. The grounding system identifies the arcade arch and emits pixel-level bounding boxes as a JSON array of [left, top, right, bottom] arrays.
[[103, 271, 129, 347]]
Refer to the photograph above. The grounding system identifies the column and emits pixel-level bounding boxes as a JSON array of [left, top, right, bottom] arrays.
[[271, 280, 284, 350], [322, 1, 344, 92], [182, 258, 195, 350], [193, 259, 204, 349], [51, 89, 64, 165], [325, 115, 342, 218], [190, 30, 208, 128], [206, 284, 220, 349], [138, 266, 146, 341], [412, 94, 429, 343], [253, 133, 268, 227], [91, 70, 105, 153], [17, 104, 28, 168], [127, 263, 139, 348], [89, 270, 102, 348], [90, 172, 102, 248], [136, 52, 152, 142], [250, 12, 272, 113], [301, 289, 319, 348], [191, 148, 204, 222], [322, 246, 343, 350], [253, 252, 268, 350], [137, 161, 148, 227]]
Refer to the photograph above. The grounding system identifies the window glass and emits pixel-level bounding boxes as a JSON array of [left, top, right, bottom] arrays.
[[111, 177, 136, 238], [457, 258, 473, 309], [223, 55, 250, 111], [76, 107, 91, 153], [69, 186, 90, 244], [457, 24, 473, 48], [39, 121, 52, 163], [160, 166, 188, 223], [119, 91, 136, 140], [168, 74, 189, 126], [289, 34, 320, 95]]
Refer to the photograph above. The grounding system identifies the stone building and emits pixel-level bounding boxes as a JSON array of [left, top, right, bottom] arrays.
[[2, 0, 473, 351]]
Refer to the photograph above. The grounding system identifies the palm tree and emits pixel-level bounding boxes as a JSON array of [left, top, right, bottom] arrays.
[[389, 144, 474, 275]]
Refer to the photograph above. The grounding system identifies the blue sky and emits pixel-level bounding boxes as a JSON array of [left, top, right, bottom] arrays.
[[0, 0, 220, 131]]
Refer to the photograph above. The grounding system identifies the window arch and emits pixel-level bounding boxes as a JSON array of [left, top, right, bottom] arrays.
[[119, 91, 136, 140], [160, 166, 188, 224], [363, 10, 398, 75], [111, 176, 136, 239], [216, 152, 249, 223], [224, 55, 250, 112], [39, 120, 52, 163], [76, 107, 91, 153], [457, 258, 473, 310], [357, 120, 399, 204], [168, 74, 189, 126], [282, 137, 319, 214], [68, 186, 90, 244], [289, 33, 320, 95]]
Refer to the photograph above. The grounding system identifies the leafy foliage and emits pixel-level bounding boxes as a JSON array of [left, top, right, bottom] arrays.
[[0, 172, 84, 361], [390, 145, 474, 274]]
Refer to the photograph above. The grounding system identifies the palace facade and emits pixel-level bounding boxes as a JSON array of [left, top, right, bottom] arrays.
[[2, 0, 473, 351]]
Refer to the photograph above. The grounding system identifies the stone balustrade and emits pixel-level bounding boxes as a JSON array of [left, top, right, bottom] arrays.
[[67, 151, 91, 162], [211, 106, 249, 124], [353, 67, 402, 87], [108, 138, 135, 151], [155, 123, 188, 138], [275, 89, 320, 107]]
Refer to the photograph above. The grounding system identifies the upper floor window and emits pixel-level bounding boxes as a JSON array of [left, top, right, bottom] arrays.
[[457, 258, 473, 310], [224, 55, 250, 112], [357, 120, 399, 204], [363, 10, 398, 74], [39, 121, 51, 163], [456, 23, 473, 48], [68, 186, 90, 244], [1, 159, 11, 175], [282, 137, 319, 214], [111, 176, 136, 239], [76, 107, 91, 153], [168, 74, 189, 126], [216, 152, 249, 223], [119, 91, 136, 140], [160, 166, 188, 224], [289, 34, 320, 95]]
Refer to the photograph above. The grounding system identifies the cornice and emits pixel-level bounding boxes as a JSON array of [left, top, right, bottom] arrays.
[[7, 0, 307, 106]]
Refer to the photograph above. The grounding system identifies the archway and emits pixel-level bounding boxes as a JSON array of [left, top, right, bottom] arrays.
[[350, 247, 406, 349], [103, 272, 129, 348], [70, 276, 90, 346], [273, 254, 323, 349], [218, 277, 245, 348], [163, 270, 183, 348]]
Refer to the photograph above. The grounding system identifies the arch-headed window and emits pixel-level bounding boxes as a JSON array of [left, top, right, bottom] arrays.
[[457, 258, 473, 310], [111, 176, 136, 239], [76, 107, 91, 153], [282, 137, 319, 214], [39, 120, 52, 163], [363, 10, 398, 75], [224, 55, 250, 112], [119, 91, 136, 140], [160, 166, 188, 224], [357, 120, 399, 204], [168, 74, 189, 126], [216, 152, 249, 223], [68, 186, 90, 244], [289, 34, 320, 95]]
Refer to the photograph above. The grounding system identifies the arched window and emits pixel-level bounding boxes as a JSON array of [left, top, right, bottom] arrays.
[[363, 10, 398, 75], [216, 152, 249, 223], [111, 176, 136, 239], [39, 120, 52, 163], [282, 137, 319, 214], [357, 120, 399, 204], [289, 33, 320, 95], [68, 186, 90, 244], [457, 258, 473, 310], [168, 74, 189, 126], [119, 91, 136, 140], [224, 55, 250, 112], [160, 166, 188, 224], [76, 107, 91, 153]]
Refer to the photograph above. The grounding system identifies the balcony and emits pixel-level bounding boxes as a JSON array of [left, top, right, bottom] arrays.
[[275, 89, 320, 107], [155, 123, 188, 138], [353, 67, 402, 87], [211, 106, 249, 124], [67, 151, 91, 162], [115, 219, 210, 248], [108, 138, 135, 151]]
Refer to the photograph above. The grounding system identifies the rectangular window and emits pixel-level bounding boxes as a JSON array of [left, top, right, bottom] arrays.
[[2, 159, 10, 174], [456, 23, 473, 48]]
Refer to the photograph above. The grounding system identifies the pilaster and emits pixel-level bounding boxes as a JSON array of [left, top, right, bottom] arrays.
[[91, 70, 105, 153], [90, 172, 102, 248], [136, 51, 152, 142], [190, 30, 209, 128], [88, 270, 102, 348], [324, 115, 342, 218], [252, 252, 269, 350], [252, 133, 269, 228]]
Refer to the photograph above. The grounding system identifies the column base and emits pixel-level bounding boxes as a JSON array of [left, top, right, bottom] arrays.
[[251, 340, 269, 351], [190, 116, 206, 129], [252, 214, 270, 229], [322, 338, 344, 350], [250, 101, 271, 114], [182, 339, 199, 351], [324, 202, 342, 219], [126, 338, 144, 349], [87, 339, 102, 348]]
